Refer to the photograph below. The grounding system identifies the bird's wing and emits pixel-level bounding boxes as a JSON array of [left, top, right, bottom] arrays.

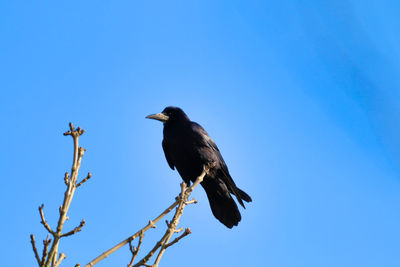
[[162, 139, 175, 170], [191, 122, 246, 207], [191, 122, 220, 152]]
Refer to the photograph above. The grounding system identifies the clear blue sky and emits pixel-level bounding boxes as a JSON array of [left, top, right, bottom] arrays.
[[1, 1, 400, 266]]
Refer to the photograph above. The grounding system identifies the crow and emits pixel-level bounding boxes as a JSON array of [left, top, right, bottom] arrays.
[[146, 106, 252, 228]]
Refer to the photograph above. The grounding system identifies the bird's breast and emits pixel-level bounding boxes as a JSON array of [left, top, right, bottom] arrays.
[[166, 139, 207, 181]]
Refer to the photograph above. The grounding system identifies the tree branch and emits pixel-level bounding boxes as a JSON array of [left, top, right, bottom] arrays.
[[84, 162, 214, 267], [184, 198, 198, 205], [127, 232, 144, 267], [39, 204, 54, 235], [132, 236, 166, 267], [84, 200, 178, 267], [152, 182, 189, 266], [61, 219, 86, 237], [30, 123, 91, 267], [32, 123, 214, 267], [151, 163, 214, 266], [53, 253, 66, 267], [164, 228, 191, 249], [44, 123, 88, 266], [30, 234, 41, 266], [77, 172, 92, 188], [41, 235, 52, 266]]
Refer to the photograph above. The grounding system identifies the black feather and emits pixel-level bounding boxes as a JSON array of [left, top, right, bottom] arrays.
[[149, 106, 252, 228]]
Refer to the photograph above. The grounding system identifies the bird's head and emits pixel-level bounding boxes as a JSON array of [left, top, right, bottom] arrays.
[[146, 106, 190, 124]]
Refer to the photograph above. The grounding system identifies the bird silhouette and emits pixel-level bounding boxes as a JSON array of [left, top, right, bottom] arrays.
[[146, 106, 252, 228]]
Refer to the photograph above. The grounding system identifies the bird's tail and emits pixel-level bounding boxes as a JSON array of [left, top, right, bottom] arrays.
[[237, 188, 252, 203], [201, 179, 241, 228]]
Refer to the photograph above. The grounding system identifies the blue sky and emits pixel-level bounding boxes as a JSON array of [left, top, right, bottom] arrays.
[[1, 1, 400, 266]]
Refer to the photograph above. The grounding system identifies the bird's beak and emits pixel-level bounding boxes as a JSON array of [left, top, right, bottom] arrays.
[[145, 113, 169, 123]]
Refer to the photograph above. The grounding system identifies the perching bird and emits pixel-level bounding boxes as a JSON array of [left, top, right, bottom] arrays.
[[146, 106, 252, 228]]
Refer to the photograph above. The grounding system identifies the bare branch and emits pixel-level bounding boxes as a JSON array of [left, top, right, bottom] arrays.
[[164, 228, 191, 249], [152, 189, 186, 266], [173, 227, 183, 233], [133, 186, 189, 267], [184, 198, 198, 205], [41, 235, 52, 265], [63, 122, 85, 136], [76, 172, 92, 188], [61, 219, 86, 237], [85, 162, 215, 267], [30, 234, 41, 266], [84, 200, 179, 267], [30, 123, 90, 267], [53, 253, 66, 267], [132, 237, 165, 267], [63, 122, 74, 136], [32, 123, 211, 266], [127, 232, 144, 267], [39, 204, 54, 235], [152, 163, 214, 267]]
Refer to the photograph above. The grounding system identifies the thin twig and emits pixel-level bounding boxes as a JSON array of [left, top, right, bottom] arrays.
[[29, 123, 89, 267], [61, 219, 86, 237], [44, 123, 87, 267], [41, 235, 52, 266], [77, 172, 92, 188], [184, 198, 198, 205], [152, 183, 188, 266], [85, 201, 178, 267], [127, 232, 144, 267], [85, 162, 214, 267], [39, 204, 54, 235], [164, 228, 191, 249], [172, 227, 183, 233], [152, 163, 213, 266], [53, 253, 66, 267], [30, 234, 41, 266], [132, 236, 166, 267]]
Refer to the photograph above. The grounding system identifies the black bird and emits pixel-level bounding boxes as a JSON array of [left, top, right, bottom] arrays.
[[146, 106, 252, 228]]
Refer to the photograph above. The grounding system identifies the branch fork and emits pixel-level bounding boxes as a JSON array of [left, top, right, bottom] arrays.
[[31, 123, 214, 267], [30, 123, 92, 267], [84, 161, 215, 267]]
